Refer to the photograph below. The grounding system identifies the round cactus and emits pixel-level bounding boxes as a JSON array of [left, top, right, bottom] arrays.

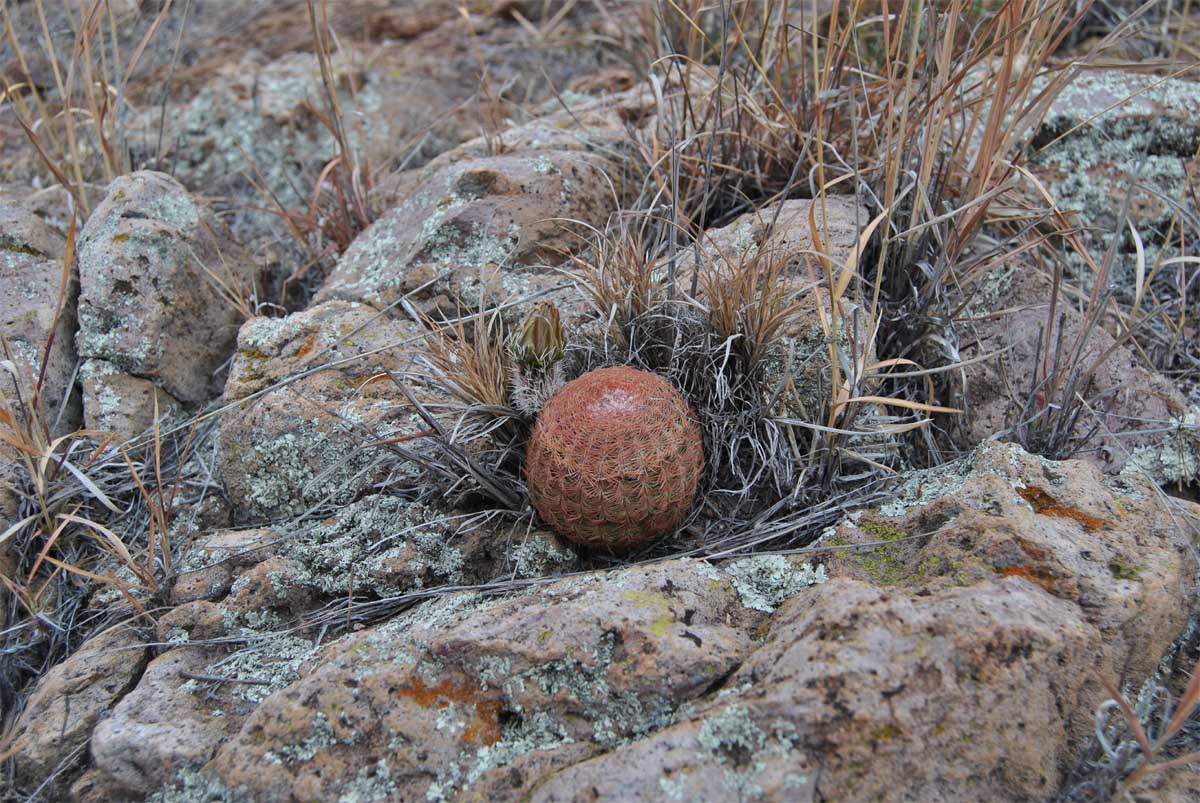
[[525, 366, 704, 553]]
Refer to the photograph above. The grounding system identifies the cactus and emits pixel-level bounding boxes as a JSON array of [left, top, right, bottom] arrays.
[[509, 301, 567, 416], [525, 366, 704, 553]]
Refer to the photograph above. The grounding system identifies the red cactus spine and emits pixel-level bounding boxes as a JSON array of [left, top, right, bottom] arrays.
[[525, 366, 704, 553]]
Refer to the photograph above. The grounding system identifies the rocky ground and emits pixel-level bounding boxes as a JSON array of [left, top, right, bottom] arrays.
[[2, 1, 1199, 802]]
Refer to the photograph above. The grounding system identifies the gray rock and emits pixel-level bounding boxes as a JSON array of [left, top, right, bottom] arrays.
[[200, 559, 762, 801], [75, 171, 256, 404], [217, 300, 426, 520], [79, 360, 184, 442], [317, 150, 621, 309], [7, 624, 149, 796], [0, 196, 80, 434]]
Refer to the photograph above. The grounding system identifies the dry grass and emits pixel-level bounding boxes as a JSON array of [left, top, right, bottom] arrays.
[[0, 0, 179, 215], [397, 0, 1119, 554]]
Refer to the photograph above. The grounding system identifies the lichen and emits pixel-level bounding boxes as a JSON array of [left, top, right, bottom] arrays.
[[145, 766, 251, 803], [695, 706, 803, 800], [183, 635, 316, 707], [1121, 411, 1200, 486], [878, 454, 974, 517], [504, 630, 675, 747], [1031, 71, 1200, 296], [724, 556, 827, 614], [510, 535, 576, 578], [284, 495, 466, 597], [337, 759, 397, 803]]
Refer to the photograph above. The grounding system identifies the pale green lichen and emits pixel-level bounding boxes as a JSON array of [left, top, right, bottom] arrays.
[[695, 707, 804, 800], [284, 495, 465, 597], [879, 455, 974, 517], [426, 711, 572, 801], [724, 556, 827, 614], [510, 535, 576, 578], [182, 635, 315, 707], [659, 774, 689, 800], [503, 630, 675, 747], [232, 402, 402, 518], [145, 767, 251, 803], [1031, 71, 1200, 293], [265, 711, 344, 764], [338, 759, 397, 803], [1121, 411, 1200, 486]]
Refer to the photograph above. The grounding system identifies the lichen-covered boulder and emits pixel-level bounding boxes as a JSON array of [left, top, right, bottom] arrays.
[[316, 150, 621, 309], [218, 300, 425, 521], [821, 441, 1194, 681], [960, 267, 1198, 479], [160, 560, 772, 801], [532, 442, 1196, 801], [1032, 69, 1199, 269], [89, 633, 319, 798], [75, 171, 257, 404], [0, 196, 79, 433], [79, 360, 185, 442], [6, 624, 149, 798]]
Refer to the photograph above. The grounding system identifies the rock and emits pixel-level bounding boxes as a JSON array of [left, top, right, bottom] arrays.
[[190, 560, 763, 801], [690, 196, 868, 266], [1030, 69, 1199, 382], [821, 441, 1193, 681], [171, 527, 280, 605], [537, 442, 1194, 801], [530, 701, 817, 802], [157, 601, 229, 643], [377, 78, 658, 203], [182, 497, 575, 615], [217, 300, 426, 520], [159, 10, 621, 209], [90, 646, 245, 796], [0, 195, 80, 434], [316, 150, 621, 309], [8, 623, 149, 795], [75, 171, 257, 404], [959, 266, 1198, 477], [117, 442, 1195, 801], [91, 632, 320, 798], [79, 360, 184, 442]]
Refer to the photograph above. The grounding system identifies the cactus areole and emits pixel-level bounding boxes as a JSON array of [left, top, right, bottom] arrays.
[[526, 366, 704, 553]]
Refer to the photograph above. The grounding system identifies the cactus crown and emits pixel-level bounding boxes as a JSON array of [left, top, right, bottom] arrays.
[[525, 366, 704, 554]]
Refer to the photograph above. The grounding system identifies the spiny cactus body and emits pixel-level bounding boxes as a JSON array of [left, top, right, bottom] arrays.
[[525, 366, 703, 553]]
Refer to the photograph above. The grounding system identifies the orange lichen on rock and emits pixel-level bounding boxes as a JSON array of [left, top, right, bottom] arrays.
[[999, 564, 1058, 592], [525, 366, 704, 554], [395, 677, 502, 745], [1016, 486, 1110, 531], [296, 331, 318, 360]]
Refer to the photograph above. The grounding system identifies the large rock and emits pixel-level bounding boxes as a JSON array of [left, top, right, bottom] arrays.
[[536, 442, 1197, 801], [199, 559, 766, 801], [959, 266, 1198, 477], [7, 623, 149, 797], [75, 171, 257, 405], [218, 300, 425, 520], [72, 441, 1197, 801], [1033, 69, 1199, 252], [0, 196, 79, 434], [79, 360, 185, 443], [1030, 69, 1200, 405], [317, 150, 621, 309], [157, 8, 623, 211], [90, 633, 319, 798]]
